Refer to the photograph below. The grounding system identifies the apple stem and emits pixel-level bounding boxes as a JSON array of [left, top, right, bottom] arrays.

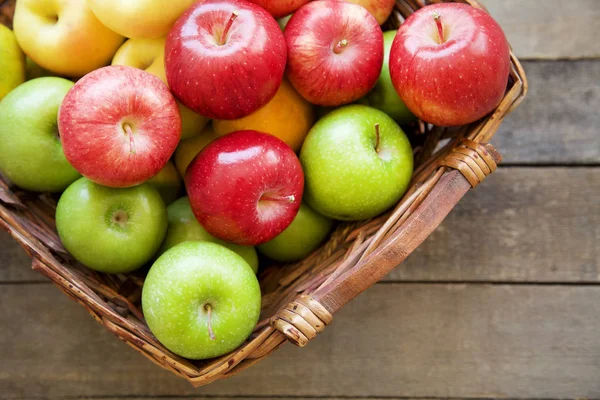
[[374, 123, 381, 153], [123, 123, 136, 155], [432, 11, 445, 44], [333, 39, 349, 54], [205, 304, 216, 340], [260, 194, 296, 203], [220, 10, 239, 45]]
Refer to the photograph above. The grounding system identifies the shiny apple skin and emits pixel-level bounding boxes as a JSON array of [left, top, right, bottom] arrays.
[[58, 65, 181, 188], [185, 130, 304, 246], [284, 0, 383, 106], [247, 0, 310, 18], [389, 3, 510, 126], [165, 0, 287, 120]]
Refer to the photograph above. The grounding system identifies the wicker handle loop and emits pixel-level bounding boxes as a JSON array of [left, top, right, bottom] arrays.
[[440, 140, 501, 187], [270, 295, 333, 347], [309, 143, 502, 317]]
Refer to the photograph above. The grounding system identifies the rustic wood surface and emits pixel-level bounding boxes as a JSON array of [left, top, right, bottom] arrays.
[[3, 284, 600, 398], [484, 0, 600, 60], [494, 60, 599, 164], [1, 0, 599, 398]]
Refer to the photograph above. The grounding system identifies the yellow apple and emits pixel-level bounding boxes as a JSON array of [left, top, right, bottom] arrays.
[[112, 38, 209, 139], [343, 0, 395, 25], [148, 161, 182, 206], [13, 0, 124, 77], [90, 0, 196, 39], [177, 103, 210, 139], [112, 38, 165, 79], [0, 25, 25, 101], [174, 124, 220, 177]]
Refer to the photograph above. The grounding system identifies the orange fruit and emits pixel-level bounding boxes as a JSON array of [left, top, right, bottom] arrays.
[[213, 79, 315, 152]]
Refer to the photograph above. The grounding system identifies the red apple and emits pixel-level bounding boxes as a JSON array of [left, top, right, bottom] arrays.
[[343, 0, 395, 25], [247, 0, 311, 18], [389, 3, 510, 126], [58, 65, 181, 188], [165, 0, 287, 120], [284, 0, 383, 106], [185, 130, 303, 246]]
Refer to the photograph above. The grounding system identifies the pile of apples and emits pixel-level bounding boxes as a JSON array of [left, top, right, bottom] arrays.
[[0, 0, 510, 360]]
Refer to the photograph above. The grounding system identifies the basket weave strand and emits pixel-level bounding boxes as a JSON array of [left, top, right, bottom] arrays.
[[0, 0, 527, 387]]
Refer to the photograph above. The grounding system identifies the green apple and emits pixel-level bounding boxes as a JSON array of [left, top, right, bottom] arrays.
[[159, 197, 258, 273], [0, 78, 80, 192], [258, 203, 333, 262], [0, 25, 26, 101], [363, 30, 416, 124], [147, 161, 181, 206], [142, 241, 261, 359], [300, 104, 413, 221], [56, 177, 167, 274]]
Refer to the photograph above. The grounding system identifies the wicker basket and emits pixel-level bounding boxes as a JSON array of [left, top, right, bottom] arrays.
[[0, 0, 527, 387]]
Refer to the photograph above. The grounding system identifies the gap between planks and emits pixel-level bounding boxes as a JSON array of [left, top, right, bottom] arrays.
[[16, 396, 595, 400]]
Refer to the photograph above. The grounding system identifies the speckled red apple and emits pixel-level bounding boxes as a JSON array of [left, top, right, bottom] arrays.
[[247, 0, 311, 18], [284, 0, 384, 106], [58, 65, 181, 188], [389, 3, 510, 126], [185, 130, 304, 246], [165, 0, 287, 120]]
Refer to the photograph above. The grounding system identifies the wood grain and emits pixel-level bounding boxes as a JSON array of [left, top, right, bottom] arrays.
[[494, 60, 600, 164], [389, 167, 600, 282], [2, 283, 600, 398], [0, 229, 36, 282], [0, 1, 596, 398], [481, 0, 600, 59], [2, 167, 596, 284]]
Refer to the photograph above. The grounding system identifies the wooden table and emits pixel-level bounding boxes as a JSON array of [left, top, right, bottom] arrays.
[[1, 0, 599, 398]]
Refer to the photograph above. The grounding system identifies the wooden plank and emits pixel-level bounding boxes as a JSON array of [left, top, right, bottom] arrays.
[[2, 284, 600, 398], [2, 167, 597, 284], [0, 229, 39, 282], [387, 167, 600, 282], [494, 60, 600, 164], [481, 0, 600, 59]]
